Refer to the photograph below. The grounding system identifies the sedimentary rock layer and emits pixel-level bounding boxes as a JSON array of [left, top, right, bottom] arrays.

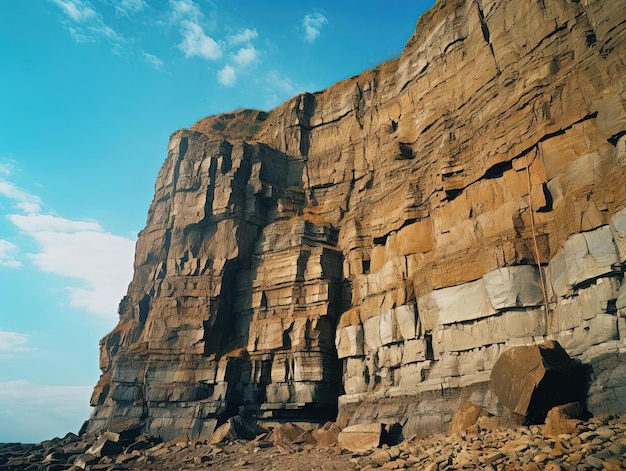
[[85, 0, 626, 439]]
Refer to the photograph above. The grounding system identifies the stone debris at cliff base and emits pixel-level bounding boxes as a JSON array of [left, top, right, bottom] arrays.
[[2, 412, 626, 470]]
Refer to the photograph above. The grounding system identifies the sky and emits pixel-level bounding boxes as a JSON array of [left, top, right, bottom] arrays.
[[0, 0, 434, 443]]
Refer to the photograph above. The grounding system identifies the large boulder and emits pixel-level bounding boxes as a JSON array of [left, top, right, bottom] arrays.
[[490, 340, 586, 424]]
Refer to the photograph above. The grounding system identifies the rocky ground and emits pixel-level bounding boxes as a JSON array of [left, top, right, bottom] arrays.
[[2, 412, 625, 471]]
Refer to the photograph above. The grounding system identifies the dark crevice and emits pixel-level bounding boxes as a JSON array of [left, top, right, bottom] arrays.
[[373, 234, 388, 246], [444, 37, 467, 53], [608, 130, 626, 146], [398, 142, 415, 159], [536, 183, 554, 213], [482, 160, 513, 179], [445, 188, 463, 201], [475, 0, 501, 75]]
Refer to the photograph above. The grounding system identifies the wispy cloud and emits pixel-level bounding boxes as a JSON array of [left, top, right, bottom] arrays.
[[0, 167, 135, 317], [50, 0, 97, 23], [49, 0, 125, 49], [0, 380, 92, 442], [227, 28, 258, 46], [170, 0, 222, 60], [256, 70, 311, 109], [0, 180, 42, 214], [302, 12, 328, 43], [216, 28, 261, 87], [0, 330, 30, 352], [0, 162, 14, 176], [0, 240, 21, 268], [218, 64, 237, 86], [9, 214, 135, 316], [142, 51, 164, 69], [111, 0, 147, 17]]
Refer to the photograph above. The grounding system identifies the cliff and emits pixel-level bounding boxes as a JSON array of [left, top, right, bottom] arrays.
[[84, 0, 626, 440]]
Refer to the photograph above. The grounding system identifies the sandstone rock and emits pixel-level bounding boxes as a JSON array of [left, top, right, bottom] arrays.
[[267, 422, 307, 445], [543, 402, 587, 437], [337, 423, 383, 453], [311, 421, 340, 447], [208, 416, 266, 444], [83, 0, 626, 441], [491, 341, 586, 424], [449, 401, 488, 434]]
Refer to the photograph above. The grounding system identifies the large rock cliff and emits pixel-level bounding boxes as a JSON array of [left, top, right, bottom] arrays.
[[84, 0, 626, 440]]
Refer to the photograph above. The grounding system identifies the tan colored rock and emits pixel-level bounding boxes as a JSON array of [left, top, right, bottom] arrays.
[[543, 402, 586, 438], [84, 0, 626, 441], [449, 401, 488, 435], [337, 423, 383, 453]]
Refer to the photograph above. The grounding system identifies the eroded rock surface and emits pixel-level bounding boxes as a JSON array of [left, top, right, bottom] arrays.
[[84, 0, 626, 440]]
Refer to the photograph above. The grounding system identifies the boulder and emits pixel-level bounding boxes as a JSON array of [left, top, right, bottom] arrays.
[[490, 341, 586, 424], [311, 421, 341, 447], [267, 422, 307, 445], [449, 401, 488, 434], [208, 416, 266, 444], [85, 431, 123, 457], [337, 423, 383, 452]]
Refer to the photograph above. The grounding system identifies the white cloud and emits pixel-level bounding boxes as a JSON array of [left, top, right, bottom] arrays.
[[50, 0, 126, 49], [218, 64, 237, 86], [170, 0, 201, 21], [0, 240, 21, 268], [302, 12, 328, 43], [0, 180, 42, 213], [178, 20, 222, 59], [169, 0, 221, 60], [113, 0, 147, 16], [0, 380, 92, 442], [49, 0, 97, 23], [142, 51, 164, 69], [0, 331, 29, 352], [232, 46, 258, 68], [9, 214, 135, 316], [227, 28, 258, 46]]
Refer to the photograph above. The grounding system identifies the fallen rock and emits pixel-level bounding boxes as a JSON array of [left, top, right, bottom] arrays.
[[543, 402, 587, 437], [208, 416, 266, 444], [337, 423, 383, 453], [267, 422, 307, 445], [311, 421, 341, 447], [449, 401, 488, 434], [490, 340, 586, 423]]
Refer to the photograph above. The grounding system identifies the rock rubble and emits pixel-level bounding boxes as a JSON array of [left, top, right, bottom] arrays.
[[3, 413, 625, 470]]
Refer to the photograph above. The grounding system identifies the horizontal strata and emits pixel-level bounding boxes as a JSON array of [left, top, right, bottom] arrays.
[[84, 0, 626, 440]]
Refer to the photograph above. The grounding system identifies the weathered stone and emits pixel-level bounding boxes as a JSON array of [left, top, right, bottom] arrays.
[[85, 432, 122, 458], [543, 402, 586, 437], [449, 401, 488, 434], [610, 207, 626, 263], [490, 341, 586, 423], [337, 423, 383, 452], [311, 421, 340, 447], [82, 0, 626, 441], [483, 266, 544, 310], [208, 416, 266, 444]]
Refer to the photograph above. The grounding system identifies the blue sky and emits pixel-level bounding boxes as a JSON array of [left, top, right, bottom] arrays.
[[0, 0, 433, 443]]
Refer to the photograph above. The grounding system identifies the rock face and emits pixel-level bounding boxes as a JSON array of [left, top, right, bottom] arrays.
[[84, 0, 626, 440]]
